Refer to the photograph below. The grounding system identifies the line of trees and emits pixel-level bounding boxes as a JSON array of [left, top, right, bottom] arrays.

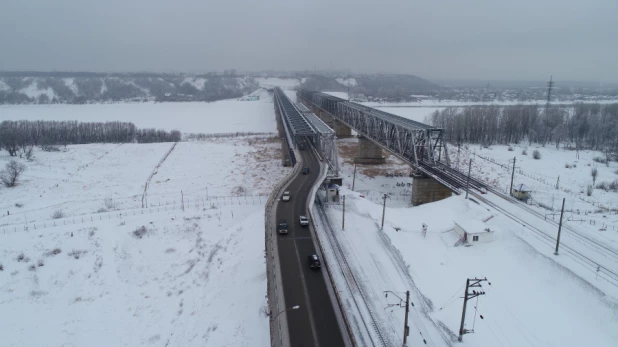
[[0, 120, 180, 156], [426, 103, 618, 151], [0, 75, 257, 104]]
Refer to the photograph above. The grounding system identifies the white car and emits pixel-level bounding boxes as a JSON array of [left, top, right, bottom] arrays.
[[282, 191, 291, 201], [299, 215, 309, 226]]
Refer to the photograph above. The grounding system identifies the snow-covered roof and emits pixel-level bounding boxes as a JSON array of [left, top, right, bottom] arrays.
[[454, 219, 493, 234], [513, 183, 531, 192]]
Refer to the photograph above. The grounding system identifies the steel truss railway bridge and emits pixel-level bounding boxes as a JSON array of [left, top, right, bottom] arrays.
[[274, 88, 340, 175], [275, 85, 491, 196], [296, 89, 489, 195]]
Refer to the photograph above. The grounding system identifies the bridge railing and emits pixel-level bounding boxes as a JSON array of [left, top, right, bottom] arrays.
[[274, 90, 297, 166]]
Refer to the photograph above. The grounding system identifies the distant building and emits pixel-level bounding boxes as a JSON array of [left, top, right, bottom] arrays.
[[238, 95, 260, 101], [511, 183, 531, 201], [454, 219, 494, 243]]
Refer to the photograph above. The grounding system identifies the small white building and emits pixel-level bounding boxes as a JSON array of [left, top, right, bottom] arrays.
[[326, 183, 340, 202], [511, 183, 531, 201], [454, 219, 494, 243]]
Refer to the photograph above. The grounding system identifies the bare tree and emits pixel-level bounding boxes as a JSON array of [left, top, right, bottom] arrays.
[[20, 144, 35, 161], [0, 160, 26, 187], [591, 167, 598, 184], [0, 121, 21, 156]]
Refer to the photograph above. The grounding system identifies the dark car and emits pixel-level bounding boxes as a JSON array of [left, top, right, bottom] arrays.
[[301, 167, 310, 175], [278, 219, 288, 234], [299, 143, 306, 150], [308, 254, 321, 269]]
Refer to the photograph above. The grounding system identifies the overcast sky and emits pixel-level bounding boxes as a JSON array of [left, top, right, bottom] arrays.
[[1, 0, 617, 81]]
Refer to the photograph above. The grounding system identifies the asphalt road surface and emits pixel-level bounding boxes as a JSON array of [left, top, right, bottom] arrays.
[[275, 148, 345, 347]]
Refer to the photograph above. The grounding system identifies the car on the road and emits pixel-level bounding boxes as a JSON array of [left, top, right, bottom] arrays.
[[301, 167, 310, 175], [278, 219, 288, 234], [308, 254, 321, 269], [299, 143, 306, 150], [299, 215, 309, 226], [282, 191, 291, 201]]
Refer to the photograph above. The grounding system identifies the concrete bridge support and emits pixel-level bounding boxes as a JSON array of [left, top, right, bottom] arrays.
[[309, 105, 352, 138], [411, 172, 452, 206], [333, 120, 352, 138], [354, 135, 385, 164]]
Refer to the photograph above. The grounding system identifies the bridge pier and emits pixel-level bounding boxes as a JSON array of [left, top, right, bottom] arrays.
[[354, 135, 385, 164], [411, 171, 452, 206], [333, 121, 352, 138], [310, 105, 353, 138]]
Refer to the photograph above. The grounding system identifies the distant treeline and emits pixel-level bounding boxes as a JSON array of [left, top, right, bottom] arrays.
[[427, 103, 618, 151], [0, 74, 257, 104], [185, 131, 274, 141], [0, 120, 180, 156]]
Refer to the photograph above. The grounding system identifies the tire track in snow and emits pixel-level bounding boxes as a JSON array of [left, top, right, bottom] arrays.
[[142, 143, 177, 208], [39, 143, 125, 199]]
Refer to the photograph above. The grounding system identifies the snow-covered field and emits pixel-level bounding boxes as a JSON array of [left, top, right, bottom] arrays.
[[450, 143, 618, 246], [0, 89, 276, 134], [0, 95, 287, 346]]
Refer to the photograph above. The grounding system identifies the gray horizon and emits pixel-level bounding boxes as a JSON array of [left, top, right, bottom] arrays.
[[1, 0, 617, 82]]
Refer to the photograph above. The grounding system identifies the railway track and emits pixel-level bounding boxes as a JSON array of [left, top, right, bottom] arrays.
[[471, 191, 618, 286], [421, 161, 618, 286], [315, 199, 389, 347]]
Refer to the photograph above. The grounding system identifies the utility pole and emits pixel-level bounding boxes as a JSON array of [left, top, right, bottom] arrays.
[[509, 156, 516, 197], [554, 198, 566, 255], [384, 290, 412, 346], [458, 277, 490, 342], [181, 190, 185, 211], [404, 290, 410, 346], [342, 195, 346, 230], [381, 194, 388, 230], [465, 159, 472, 199], [555, 176, 560, 190], [352, 164, 357, 191], [546, 75, 554, 111], [457, 144, 461, 170]]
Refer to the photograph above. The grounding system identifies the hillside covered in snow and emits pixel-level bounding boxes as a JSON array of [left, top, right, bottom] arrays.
[[0, 72, 259, 104]]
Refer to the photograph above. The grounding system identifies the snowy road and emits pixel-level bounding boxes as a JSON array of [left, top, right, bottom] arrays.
[[274, 148, 347, 346]]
